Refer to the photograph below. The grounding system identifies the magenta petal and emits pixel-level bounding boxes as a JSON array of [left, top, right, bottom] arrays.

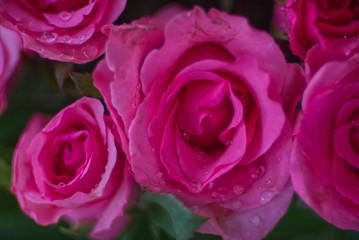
[[199, 181, 293, 240]]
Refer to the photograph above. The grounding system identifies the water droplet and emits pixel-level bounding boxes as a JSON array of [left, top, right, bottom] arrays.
[[58, 182, 65, 187], [251, 215, 261, 226], [264, 178, 273, 186], [181, 132, 190, 142], [60, 52, 75, 61], [39, 32, 57, 43], [59, 11, 72, 21], [208, 182, 214, 189], [62, 35, 71, 43], [232, 200, 242, 209], [344, 35, 347, 39], [192, 205, 200, 214], [81, 45, 98, 59], [225, 140, 232, 146], [190, 182, 202, 193], [194, 149, 206, 163], [259, 191, 274, 205], [249, 165, 265, 180], [233, 185, 244, 195], [16, 23, 25, 32], [211, 191, 224, 199], [155, 172, 163, 179], [79, 35, 86, 41]]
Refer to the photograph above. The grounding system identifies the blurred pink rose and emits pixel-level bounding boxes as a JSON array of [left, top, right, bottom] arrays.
[[94, 6, 305, 240], [0, 25, 22, 115], [0, 0, 126, 63], [12, 97, 135, 240], [292, 52, 359, 231], [286, 0, 359, 60]]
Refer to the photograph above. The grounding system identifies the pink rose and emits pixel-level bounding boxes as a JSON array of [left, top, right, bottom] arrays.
[[0, 25, 22, 115], [12, 97, 134, 240], [286, 0, 359, 59], [94, 6, 304, 240], [291, 52, 359, 230], [0, 0, 126, 63]]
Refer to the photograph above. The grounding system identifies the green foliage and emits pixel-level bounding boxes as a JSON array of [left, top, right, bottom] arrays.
[[68, 72, 102, 99], [119, 191, 207, 240], [0, 158, 11, 190]]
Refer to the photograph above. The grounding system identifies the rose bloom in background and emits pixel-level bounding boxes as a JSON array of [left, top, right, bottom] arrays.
[[94, 5, 305, 240], [11, 97, 135, 240], [0, 25, 22, 115], [285, 0, 359, 60], [0, 0, 127, 63], [291, 49, 359, 231]]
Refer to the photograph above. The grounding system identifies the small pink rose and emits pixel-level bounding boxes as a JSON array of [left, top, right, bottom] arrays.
[[12, 97, 135, 240], [291, 52, 359, 230], [0, 25, 22, 115], [94, 6, 305, 240], [286, 0, 359, 59], [0, 0, 126, 63]]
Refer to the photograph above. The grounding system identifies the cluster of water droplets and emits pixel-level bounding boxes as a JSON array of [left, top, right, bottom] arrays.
[[59, 11, 72, 22], [249, 165, 266, 180]]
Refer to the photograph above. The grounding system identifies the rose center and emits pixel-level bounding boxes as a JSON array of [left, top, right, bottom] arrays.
[[176, 81, 234, 151], [51, 130, 88, 183]]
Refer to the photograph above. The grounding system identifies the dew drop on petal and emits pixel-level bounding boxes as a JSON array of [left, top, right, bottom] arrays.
[[190, 182, 202, 193], [58, 182, 65, 187], [233, 185, 244, 195], [192, 205, 200, 214], [81, 45, 98, 59], [59, 11, 72, 21], [181, 132, 190, 142], [194, 149, 206, 163], [232, 200, 242, 209], [251, 215, 261, 226], [264, 178, 273, 186], [155, 172, 163, 179], [16, 24, 25, 32], [39, 32, 57, 43], [249, 165, 265, 180], [60, 52, 75, 61], [259, 191, 274, 205], [208, 182, 214, 189], [62, 35, 71, 43]]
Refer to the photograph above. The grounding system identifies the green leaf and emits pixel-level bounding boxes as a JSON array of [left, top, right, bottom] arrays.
[[191, 232, 222, 240], [0, 158, 11, 190], [217, 0, 234, 12], [68, 72, 102, 99], [120, 191, 207, 240], [58, 220, 92, 240], [54, 62, 74, 89]]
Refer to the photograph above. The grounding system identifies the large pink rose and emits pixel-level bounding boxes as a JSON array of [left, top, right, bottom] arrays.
[[0, 25, 22, 115], [286, 0, 359, 60], [0, 0, 126, 63], [94, 6, 305, 240], [12, 97, 134, 240], [291, 52, 359, 230]]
